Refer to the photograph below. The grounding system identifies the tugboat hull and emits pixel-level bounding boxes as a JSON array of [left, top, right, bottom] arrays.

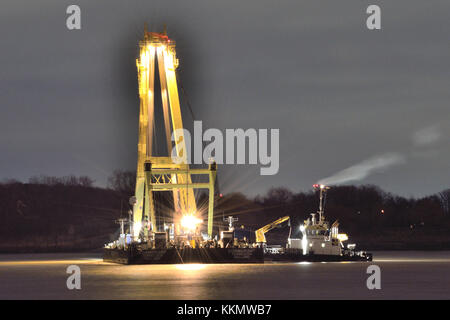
[[265, 249, 372, 262]]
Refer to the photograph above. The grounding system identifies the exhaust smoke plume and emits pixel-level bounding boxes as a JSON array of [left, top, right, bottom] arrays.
[[412, 125, 441, 146], [316, 124, 443, 186], [317, 153, 405, 185]]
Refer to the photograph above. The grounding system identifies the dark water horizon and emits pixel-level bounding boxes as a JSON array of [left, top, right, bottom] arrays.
[[0, 251, 449, 299]]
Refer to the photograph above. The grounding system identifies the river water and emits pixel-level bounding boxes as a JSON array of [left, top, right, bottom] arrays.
[[0, 251, 449, 299]]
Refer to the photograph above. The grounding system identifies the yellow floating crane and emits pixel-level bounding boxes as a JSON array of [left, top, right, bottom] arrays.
[[132, 27, 217, 240]]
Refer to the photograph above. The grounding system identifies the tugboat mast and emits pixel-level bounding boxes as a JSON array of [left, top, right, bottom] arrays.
[[314, 184, 330, 222]]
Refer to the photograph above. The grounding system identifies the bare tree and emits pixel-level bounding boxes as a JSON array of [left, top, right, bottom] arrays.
[[28, 175, 93, 187], [439, 188, 450, 216], [107, 170, 136, 196]]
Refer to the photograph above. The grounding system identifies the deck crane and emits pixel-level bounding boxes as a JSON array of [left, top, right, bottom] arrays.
[[255, 216, 290, 245]]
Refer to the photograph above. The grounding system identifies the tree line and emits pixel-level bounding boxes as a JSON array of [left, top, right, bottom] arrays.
[[0, 172, 449, 251]]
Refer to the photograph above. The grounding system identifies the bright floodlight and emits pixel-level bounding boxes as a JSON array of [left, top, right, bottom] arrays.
[[337, 233, 349, 242], [181, 215, 202, 231], [299, 225, 305, 232], [133, 221, 142, 234]]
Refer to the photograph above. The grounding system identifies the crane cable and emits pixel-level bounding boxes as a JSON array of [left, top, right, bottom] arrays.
[[176, 69, 196, 213], [176, 69, 195, 120]]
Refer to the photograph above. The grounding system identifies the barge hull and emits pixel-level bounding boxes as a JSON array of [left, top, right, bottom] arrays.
[[103, 247, 371, 264], [103, 247, 264, 264]]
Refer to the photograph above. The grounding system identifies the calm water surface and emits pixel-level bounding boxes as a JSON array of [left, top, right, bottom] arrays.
[[0, 251, 449, 299]]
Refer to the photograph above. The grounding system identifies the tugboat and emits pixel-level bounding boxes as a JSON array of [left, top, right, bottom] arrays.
[[265, 184, 372, 262]]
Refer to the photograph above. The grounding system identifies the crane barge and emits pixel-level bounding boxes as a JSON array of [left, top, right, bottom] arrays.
[[103, 27, 263, 264], [103, 28, 371, 264]]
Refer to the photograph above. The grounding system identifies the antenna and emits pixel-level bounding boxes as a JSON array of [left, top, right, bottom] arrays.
[[144, 23, 149, 40], [224, 216, 239, 231], [313, 184, 330, 222], [115, 218, 127, 235]]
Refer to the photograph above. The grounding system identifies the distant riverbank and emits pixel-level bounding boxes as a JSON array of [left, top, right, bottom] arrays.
[[2, 234, 450, 253]]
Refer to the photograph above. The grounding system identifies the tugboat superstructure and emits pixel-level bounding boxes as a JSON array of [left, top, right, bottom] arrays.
[[299, 185, 346, 255]]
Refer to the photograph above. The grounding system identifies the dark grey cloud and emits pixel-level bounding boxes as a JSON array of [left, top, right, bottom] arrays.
[[0, 0, 449, 197]]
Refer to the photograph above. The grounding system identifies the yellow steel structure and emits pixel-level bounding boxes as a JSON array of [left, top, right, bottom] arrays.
[[132, 28, 216, 239], [255, 216, 290, 244]]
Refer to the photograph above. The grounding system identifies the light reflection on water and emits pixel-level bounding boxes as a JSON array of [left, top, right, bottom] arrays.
[[175, 264, 207, 271], [0, 251, 450, 299]]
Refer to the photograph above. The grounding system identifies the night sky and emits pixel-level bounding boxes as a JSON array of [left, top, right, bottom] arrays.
[[1, 0, 449, 197]]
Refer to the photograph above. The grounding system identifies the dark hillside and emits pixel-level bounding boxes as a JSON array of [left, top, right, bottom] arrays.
[[1, 175, 449, 252]]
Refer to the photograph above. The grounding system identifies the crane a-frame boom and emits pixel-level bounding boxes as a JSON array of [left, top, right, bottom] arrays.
[[132, 28, 216, 239]]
